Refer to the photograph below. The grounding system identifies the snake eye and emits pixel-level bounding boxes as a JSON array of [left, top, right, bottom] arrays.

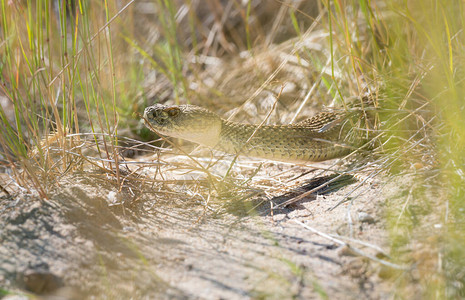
[[165, 107, 180, 117]]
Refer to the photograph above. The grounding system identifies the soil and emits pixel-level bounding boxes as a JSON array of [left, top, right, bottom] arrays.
[[0, 156, 399, 299]]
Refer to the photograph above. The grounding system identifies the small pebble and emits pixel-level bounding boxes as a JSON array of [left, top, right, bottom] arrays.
[[338, 245, 357, 257], [123, 226, 135, 232], [358, 211, 375, 224]]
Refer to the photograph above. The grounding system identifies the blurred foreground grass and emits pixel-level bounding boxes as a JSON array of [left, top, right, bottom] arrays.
[[0, 0, 464, 298]]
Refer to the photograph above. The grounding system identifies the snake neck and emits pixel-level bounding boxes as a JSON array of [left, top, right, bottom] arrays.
[[216, 120, 259, 152], [215, 119, 353, 162]]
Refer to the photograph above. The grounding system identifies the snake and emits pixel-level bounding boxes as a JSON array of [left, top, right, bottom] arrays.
[[143, 104, 361, 163]]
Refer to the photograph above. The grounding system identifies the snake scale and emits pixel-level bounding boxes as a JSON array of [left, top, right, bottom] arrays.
[[144, 104, 362, 163]]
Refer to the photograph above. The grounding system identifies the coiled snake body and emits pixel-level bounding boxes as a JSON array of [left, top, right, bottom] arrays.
[[144, 104, 360, 162]]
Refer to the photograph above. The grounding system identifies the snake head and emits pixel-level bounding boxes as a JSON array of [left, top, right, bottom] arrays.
[[143, 104, 222, 147]]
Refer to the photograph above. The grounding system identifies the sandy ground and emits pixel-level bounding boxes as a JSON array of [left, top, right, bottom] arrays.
[[0, 154, 400, 299]]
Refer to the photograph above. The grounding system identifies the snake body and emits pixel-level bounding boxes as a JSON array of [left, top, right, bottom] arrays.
[[144, 104, 359, 162]]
